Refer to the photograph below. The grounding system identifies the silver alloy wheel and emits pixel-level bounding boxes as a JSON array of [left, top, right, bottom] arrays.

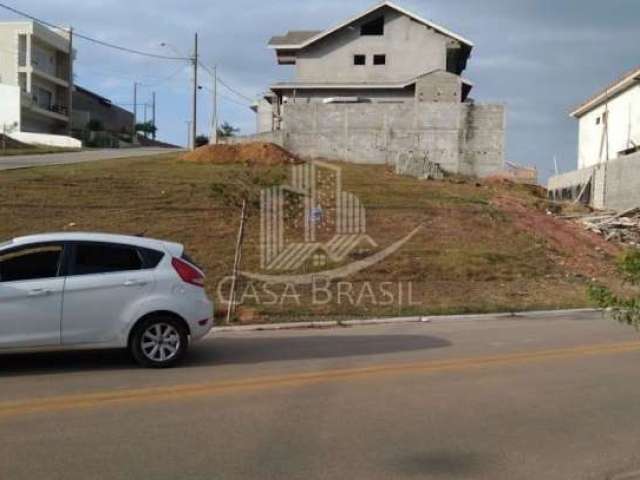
[[141, 323, 181, 363]]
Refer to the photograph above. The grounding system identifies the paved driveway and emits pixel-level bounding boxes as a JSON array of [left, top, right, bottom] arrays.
[[3, 311, 640, 479], [0, 148, 182, 171]]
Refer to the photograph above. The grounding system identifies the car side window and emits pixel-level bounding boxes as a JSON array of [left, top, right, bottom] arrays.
[[72, 243, 143, 276], [0, 244, 63, 282]]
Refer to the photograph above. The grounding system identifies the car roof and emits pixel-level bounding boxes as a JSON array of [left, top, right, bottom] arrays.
[[3, 232, 183, 255]]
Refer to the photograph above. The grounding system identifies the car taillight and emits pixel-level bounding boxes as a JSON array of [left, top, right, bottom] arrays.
[[171, 257, 205, 287]]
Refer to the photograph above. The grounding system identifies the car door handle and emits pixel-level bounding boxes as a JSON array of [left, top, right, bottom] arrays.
[[28, 288, 52, 297], [123, 279, 148, 287]]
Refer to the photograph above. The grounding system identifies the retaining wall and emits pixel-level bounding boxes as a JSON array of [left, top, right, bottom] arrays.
[[231, 102, 505, 178]]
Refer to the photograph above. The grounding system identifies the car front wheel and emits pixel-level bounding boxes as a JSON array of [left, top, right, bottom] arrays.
[[130, 316, 189, 368]]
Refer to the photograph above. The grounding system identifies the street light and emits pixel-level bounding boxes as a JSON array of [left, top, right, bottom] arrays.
[[160, 42, 188, 59]]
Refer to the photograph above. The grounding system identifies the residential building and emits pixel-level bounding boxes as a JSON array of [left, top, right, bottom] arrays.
[[571, 66, 640, 169], [548, 66, 640, 210], [72, 85, 134, 135], [0, 20, 73, 137], [261, 1, 474, 131], [242, 1, 505, 178]]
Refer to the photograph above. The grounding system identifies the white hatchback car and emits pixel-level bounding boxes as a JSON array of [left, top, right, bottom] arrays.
[[0, 232, 214, 368]]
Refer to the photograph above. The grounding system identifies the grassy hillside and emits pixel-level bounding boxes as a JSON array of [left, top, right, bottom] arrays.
[[0, 153, 622, 322]]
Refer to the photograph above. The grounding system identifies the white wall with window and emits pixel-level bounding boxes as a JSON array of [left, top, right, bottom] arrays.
[[577, 83, 640, 169]]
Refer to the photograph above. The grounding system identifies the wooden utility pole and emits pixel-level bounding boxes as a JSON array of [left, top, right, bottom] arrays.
[[132, 81, 138, 142], [152, 91, 157, 140], [191, 33, 198, 150], [226, 199, 248, 324], [210, 64, 218, 144], [67, 27, 73, 136]]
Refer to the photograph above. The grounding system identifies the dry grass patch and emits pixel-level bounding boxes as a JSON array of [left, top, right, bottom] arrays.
[[0, 154, 621, 322]]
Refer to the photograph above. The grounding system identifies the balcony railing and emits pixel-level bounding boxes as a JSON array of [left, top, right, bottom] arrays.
[[32, 101, 69, 118], [50, 104, 68, 116]]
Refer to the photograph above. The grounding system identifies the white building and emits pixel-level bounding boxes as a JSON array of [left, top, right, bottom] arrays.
[[0, 20, 79, 146], [548, 66, 640, 211], [571, 66, 640, 169]]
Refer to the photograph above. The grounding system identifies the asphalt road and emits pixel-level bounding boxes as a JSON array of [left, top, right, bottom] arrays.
[[3, 311, 640, 479], [0, 148, 181, 171]]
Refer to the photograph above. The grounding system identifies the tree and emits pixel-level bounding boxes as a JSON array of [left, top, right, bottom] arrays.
[[194, 135, 209, 148], [217, 121, 240, 138], [135, 121, 157, 138], [589, 250, 640, 328]]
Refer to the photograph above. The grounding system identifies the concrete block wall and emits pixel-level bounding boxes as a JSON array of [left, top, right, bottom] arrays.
[[547, 166, 596, 192], [547, 151, 640, 211], [460, 104, 506, 177], [601, 151, 640, 211], [415, 71, 461, 103], [231, 101, 505, 178]]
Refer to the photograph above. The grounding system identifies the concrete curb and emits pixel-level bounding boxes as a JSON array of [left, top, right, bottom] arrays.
[[209, 308, 601, 334]]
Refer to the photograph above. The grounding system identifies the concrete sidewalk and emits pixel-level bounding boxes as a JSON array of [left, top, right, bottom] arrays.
[[209, 308, 601, 333], [0, 147, 182, 171]]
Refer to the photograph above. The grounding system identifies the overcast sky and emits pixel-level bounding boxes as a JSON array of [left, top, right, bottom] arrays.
[[2, 0, 637, 180]]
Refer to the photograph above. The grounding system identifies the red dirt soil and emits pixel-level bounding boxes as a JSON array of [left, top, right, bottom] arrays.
[[492, 194, 621, 279], [182, 142, 302, 166]]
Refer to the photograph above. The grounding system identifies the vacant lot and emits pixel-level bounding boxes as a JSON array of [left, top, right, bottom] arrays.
[[0, 153, 621, 322]]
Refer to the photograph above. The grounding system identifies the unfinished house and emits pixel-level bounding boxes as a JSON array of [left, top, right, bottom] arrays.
[[548, 66, 640, 210], [247, 1, 505, 178]]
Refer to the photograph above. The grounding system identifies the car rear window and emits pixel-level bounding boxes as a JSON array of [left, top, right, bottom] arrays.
[[72, 243, 143, 275], [139, 247, 165, 269]]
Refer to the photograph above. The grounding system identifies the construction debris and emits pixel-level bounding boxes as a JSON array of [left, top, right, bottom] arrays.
[[573, 207, 640, 245]]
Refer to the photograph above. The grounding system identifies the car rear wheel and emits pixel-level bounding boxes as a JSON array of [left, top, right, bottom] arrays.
[[130, 316, 188, 368]]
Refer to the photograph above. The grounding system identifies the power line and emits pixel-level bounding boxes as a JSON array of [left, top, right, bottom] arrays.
[[76, 63, 181, 83], [221, 93, 250, 107], [0, 2, 189, 61], [140, 65, 187, 88], [200, 84, 250, 108], [198, 60, 254, 103], [218, 76, 255, 103]]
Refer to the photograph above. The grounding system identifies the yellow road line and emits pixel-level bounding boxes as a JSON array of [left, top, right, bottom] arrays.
[[2, 340, 640, 419]]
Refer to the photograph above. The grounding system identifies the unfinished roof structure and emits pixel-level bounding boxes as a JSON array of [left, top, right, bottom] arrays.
[[268, 1, 473, 75]]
